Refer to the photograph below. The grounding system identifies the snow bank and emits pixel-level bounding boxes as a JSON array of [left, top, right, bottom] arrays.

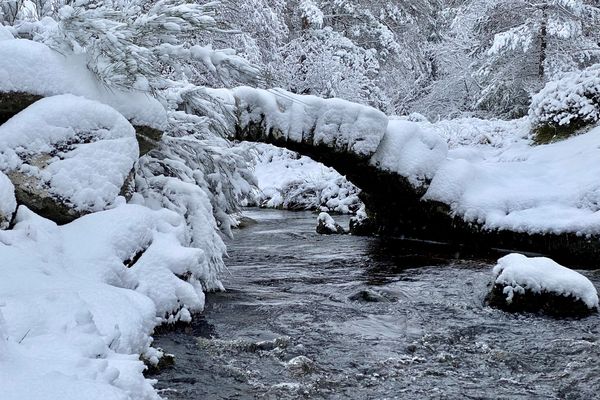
[[233, 87, 388, 157], [0, 39, 166, 129], [370, 120, 448, 186], [493, 253, 599, 309], [0, 94, 138, 213], [240, 142, 361, 213], [424, 126, 600, 235], [0, 204, 209, 400]]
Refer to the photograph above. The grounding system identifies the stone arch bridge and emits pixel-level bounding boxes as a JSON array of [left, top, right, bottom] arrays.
[[228, 87, 600, 268]]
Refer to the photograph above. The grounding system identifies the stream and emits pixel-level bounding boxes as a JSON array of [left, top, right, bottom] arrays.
[[153, 208, 600, 399]]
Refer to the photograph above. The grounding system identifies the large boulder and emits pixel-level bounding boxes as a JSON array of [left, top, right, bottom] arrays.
[[0, 94, 139, 223], [486, 253, 599, 317]]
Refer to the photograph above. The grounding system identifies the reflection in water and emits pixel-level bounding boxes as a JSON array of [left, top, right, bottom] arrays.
[[154, 209, 600, 400]]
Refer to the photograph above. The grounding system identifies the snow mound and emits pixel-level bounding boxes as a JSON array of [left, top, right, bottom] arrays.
[[0, 39, 166, 129], [493, 253, 599, 309], [233, 87, 388, 157], [240, 142, 361, 213], [0, 171, 16, 228], [0, 94, 138, 214], [424, 126, 600, 235], [370, 120, 448, 186], [0, 204, 209, 400]]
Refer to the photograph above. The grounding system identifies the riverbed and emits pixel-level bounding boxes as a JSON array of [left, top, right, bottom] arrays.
[[154, 209, 600, 399]]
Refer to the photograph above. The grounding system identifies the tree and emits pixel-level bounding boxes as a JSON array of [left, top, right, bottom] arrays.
[[471, 0, 600, 117]]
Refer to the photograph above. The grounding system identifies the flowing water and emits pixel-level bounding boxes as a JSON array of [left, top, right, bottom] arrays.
[[154, 209, 600, 400]]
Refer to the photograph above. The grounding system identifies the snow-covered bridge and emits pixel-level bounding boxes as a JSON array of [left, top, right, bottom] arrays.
[[230, 87, 600, 267]]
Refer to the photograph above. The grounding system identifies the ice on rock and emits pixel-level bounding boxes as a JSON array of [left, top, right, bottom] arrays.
[[0, 39, 166, 129], [0, 94, 138, 217]]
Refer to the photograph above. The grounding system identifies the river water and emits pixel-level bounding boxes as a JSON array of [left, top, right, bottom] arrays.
[[154, 209, 600, 400]]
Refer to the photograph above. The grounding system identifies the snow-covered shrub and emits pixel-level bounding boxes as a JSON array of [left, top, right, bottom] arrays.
[[135, 110, 255, 290], [530, 64, 600, 142], [239, 142, 362, 214]]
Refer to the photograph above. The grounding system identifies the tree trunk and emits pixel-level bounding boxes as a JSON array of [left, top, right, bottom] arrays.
[[538, 5, 547, 80]]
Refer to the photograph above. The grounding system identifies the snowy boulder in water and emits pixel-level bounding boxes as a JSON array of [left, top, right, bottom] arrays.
[[0, 95, 139, 223], [316, 212, 345, 234], [486, 253, 599, 317]]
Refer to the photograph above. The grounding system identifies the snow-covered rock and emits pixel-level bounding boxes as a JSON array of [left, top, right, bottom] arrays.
[[316, 212, 345, 234], [0, 203, 209, 400], [487, 253, 599, 317], [0, 94, 138, 222], [233, 87, 388, 159], [0, 39, 166, 130]]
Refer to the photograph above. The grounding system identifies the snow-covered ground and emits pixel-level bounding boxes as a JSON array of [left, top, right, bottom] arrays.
[[239, 142, 362, 214]]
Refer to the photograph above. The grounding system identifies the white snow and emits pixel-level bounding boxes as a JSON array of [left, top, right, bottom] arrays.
[[317, 212, 338, 231], [370, 120, 448, 186], [0, 171, 16, 228], [233, 87, 388, 157], [493, 253, 599, 309], [0, 25, 14, 41], [0, 94, 138, 213], [0, 204, 209, 400], [0, 39, 166, 129], [424, 124, 600, 235], [240, 142, 361, 213], [530, 64, 600, 127]]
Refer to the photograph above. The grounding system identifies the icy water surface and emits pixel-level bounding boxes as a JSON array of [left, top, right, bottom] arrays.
[[154, 209, 600, 399]]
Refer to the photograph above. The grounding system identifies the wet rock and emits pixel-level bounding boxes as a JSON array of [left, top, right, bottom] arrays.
[[286, 355, 314, 375], [143, 352, 175, 376], [316, 212, 345, 234], [236, 215, 258, 229], [134, 125, 163, 156], [349, 214, 376, 236], [348, 289, 390, 303], [486, 284, 596, 318], [0, 91, 42, 124]]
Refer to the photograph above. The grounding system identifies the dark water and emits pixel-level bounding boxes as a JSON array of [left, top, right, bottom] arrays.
[[154, 209, 600, 400]]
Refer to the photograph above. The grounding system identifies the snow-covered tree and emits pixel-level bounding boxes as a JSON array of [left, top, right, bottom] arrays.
[[470, 0, 600, 116]]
